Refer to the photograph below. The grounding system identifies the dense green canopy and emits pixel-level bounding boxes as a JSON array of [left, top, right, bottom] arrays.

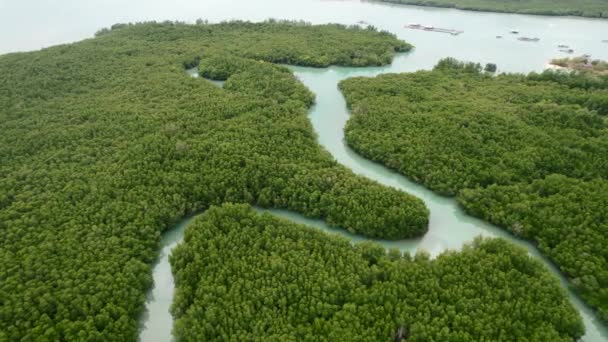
[[380, 0, 608, 18], [171, 204, 584, 341], [339, 58, 608, 321], [460, 175, 608, 320], [0, 21, 425, 340]]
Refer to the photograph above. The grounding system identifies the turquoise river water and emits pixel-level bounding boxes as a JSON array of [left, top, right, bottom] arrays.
[[143, 4, 607, 340], [2, 0, 606, 341]]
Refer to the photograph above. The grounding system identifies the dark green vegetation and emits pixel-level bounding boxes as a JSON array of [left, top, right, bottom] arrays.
[[0, 21, 426, 340], [339, 58, 608, 321], [171, 204, 584, 341], [528, 67, 608, 90], [484, 62, 497, 73], [380, 0, 608, 18], [460, 175, 608, 320]]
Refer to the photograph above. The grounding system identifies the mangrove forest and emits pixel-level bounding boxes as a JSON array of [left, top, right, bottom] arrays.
[[339, 58, 608, 322]]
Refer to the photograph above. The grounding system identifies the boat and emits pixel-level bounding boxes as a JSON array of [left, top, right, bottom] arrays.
[[496, 35, 502, 39], [404, 24, 463, 36], [510, 30, 519, 34], [357, 20, 369, 25], [557, 44, 569, 48], [518, 37, 540, 42], [602, 40, 608, 43], [560, 49, 574, 54]]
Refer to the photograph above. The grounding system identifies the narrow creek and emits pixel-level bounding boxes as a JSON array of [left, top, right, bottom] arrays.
[[139, 61, 608, 342]]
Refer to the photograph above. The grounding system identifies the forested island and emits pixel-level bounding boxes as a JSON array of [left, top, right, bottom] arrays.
[[170, 204, 583, 341], [339, 59, 608, 322], [0, 21, 426, 340], [379, 0, 608, 18]]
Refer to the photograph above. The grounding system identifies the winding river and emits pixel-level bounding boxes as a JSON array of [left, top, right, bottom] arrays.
[[14, 1, 601, 341], [0, 0, 606, 340], [151, 61, 608, 342], [141, 61, 608, 340]]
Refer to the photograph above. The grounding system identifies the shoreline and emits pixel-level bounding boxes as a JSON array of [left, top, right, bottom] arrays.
[[375, 0, 608, 20]]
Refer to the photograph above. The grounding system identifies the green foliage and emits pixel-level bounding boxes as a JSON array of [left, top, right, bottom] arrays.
[[380, 0, 608, 18], [529, 69, 608, 90], [202, 56, 315, 106], [0, 21, 425, 340], [484, 63, 497, 73], [190, 19, 412, 68], [341, 62, 608, 194], [339, 59, 608, 321], [170, 204, 584, 341], [434, 57, 482, 74], [459, 175, 608, 321]]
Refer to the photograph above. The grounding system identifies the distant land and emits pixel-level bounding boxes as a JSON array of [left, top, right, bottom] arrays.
[[551, 56, 608, 75], [379, 0, 608, 18]]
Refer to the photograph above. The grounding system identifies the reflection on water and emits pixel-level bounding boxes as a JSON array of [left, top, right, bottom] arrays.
[[139, 220, 188, 342]]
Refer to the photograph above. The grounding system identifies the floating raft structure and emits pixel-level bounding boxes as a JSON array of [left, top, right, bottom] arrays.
[[518, 37, 540, 42], [405, 23, 463, 36]]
